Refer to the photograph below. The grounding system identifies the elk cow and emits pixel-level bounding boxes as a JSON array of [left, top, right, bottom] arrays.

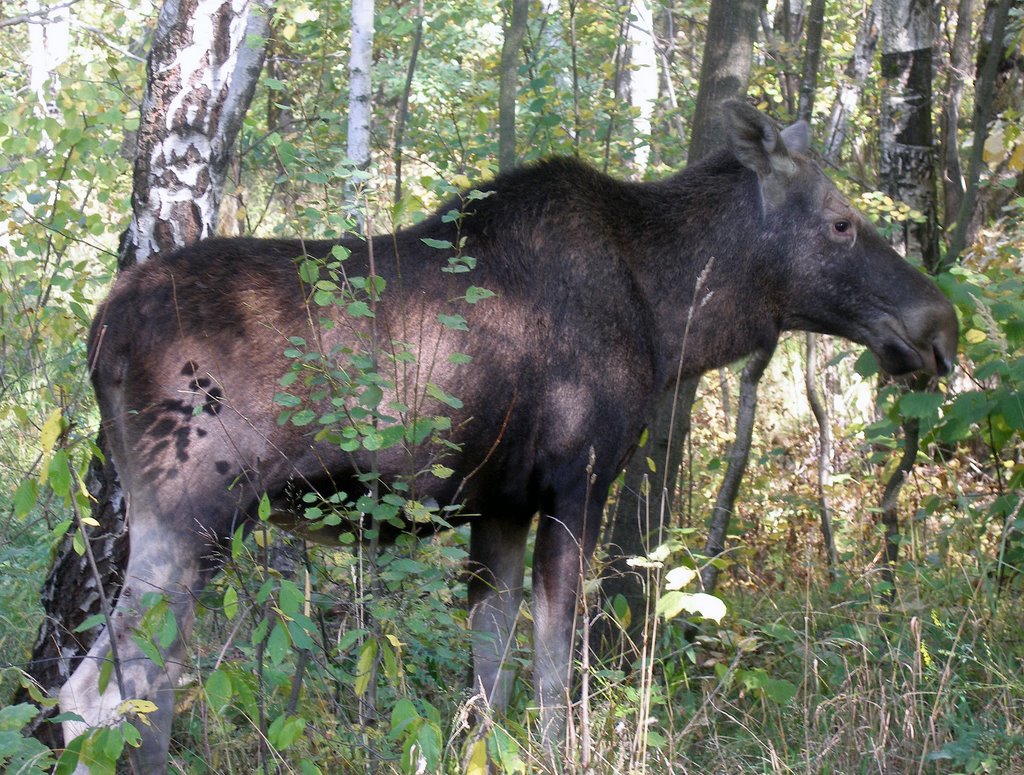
[[60, 101, 958, 772]]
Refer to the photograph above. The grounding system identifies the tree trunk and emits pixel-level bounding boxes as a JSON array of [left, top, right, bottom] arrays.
[[499, 0, 530, 171], [689, 0, 761, 162], [879, 0, 939, 270], [940, 0, 974, 233], [348, 0, 375, 171], [625, 0, 658, 175], [21, 0, 270, 746], [797, 0, 825, 122], [597, 0, 762, 654], [393, 0, 424, 205], [700, 347, 774, 593], [822, 0, 879, 165], [944, 0, 1015, 265]]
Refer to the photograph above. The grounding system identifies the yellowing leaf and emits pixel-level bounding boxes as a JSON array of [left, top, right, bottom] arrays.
[[1009, 141, 1024, 172], [965, 328, 987, 344], [354, 638, 378, 697], [118, 698, 158, 717], [983, 127, 1005, 165], [466, 738, 487, 775], [41, 408, 63, 453]]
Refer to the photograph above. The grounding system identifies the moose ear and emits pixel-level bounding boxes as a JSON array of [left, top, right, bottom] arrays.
[[720, 99, 798, 180], [780, 120, 810, 154]]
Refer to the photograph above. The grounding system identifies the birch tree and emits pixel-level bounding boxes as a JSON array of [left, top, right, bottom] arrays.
[[879, 0, 939, 269], [625, 0, 658, 175], [348, 0, 374, 170], [24, 0, 271, 745]]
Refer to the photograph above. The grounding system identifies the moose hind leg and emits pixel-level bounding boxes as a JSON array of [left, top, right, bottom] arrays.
[[59, 523, 214, 773], [468, 514, 531, 714], [531, 499, 603, 749]]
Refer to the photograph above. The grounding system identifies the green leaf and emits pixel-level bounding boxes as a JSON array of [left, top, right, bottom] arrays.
[[420, 237, 452, 250], [202, 663, 231, 712], [899, 391, 945, 419], [0, 703, 40, 731], [763, 677, 798, 705], [14, 479, 39, 517], [266, 621, 291, 665], [465, 286, 494, 304], [258, 493, 272, 521], [47, 450, 71, 498], [437, 313, 468, 331], [291, 409, 317, 426], [426, 383, 463, 409]]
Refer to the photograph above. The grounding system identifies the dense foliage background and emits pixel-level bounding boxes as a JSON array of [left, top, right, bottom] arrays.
[[0, 0, 1022, 772]]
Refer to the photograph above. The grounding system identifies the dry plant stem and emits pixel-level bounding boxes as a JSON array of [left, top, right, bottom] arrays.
[[579, 451, 596, 771], [255, 523, 272, 775], [662, 256, 715, 486]]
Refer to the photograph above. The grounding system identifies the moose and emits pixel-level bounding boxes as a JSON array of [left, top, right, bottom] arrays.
[[61, 100, 957, 772]]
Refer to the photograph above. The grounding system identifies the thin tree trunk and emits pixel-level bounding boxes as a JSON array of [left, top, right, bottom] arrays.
[[348, 0, 375, 171], [944, 0, 1014, 265], [805, 334, 838, 577], [940, 0, 974, 232], [393, 0, 424, 205], [823, 0, 879, 165], [700, 347, 774, 593], [499, 0, 529, 171], [797, 0, 825, 122], [21, 0, 271, 745]]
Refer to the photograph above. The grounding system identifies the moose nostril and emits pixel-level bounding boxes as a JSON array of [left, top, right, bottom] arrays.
[[934, 344, 954, 376]]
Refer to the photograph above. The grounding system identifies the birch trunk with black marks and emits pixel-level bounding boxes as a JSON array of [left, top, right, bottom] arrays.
[[21, 0, 270, 745], [879, 0, 939, 270], [348, 0, 374, 170], [822, 0, 879, 165]]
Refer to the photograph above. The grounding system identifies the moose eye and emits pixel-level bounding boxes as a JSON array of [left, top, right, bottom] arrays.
[[833, 220, 851, 234]]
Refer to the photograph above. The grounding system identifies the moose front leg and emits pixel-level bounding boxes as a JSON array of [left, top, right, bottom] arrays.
[[531, 500, 602, 751], [468, 514, 532, 714]]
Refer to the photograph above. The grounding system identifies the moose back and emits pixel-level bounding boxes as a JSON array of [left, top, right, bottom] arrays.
[[61, 100, 957, 772]]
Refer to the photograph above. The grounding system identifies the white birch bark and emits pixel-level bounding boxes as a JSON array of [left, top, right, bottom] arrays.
[[348, 0, 375, 169], [123, 0, 272, 266], [626, 0, 658, 175]]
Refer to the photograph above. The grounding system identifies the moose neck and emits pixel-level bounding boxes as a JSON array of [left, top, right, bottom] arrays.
[[620, 153, 782, 390]]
